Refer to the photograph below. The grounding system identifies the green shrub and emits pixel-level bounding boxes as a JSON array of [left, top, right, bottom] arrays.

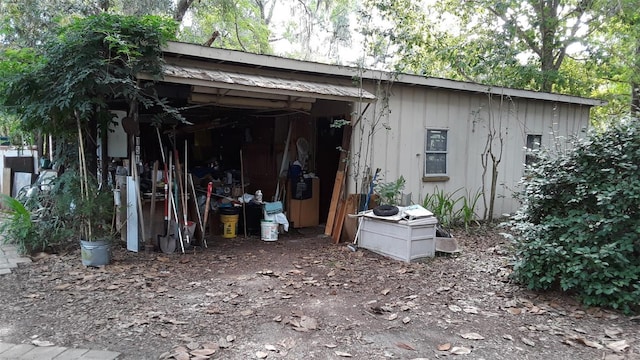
[[508, 119, 640, 313]]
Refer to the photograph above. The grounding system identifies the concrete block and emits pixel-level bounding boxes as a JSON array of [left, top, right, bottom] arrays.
[[51, 348, 90, 360], [79, 350, 121, 360], [19, 346, 67, 359], [0, 344, 36, 359]]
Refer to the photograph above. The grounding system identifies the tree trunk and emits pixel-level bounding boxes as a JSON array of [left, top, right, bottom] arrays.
[[174, 0, 196, 23]]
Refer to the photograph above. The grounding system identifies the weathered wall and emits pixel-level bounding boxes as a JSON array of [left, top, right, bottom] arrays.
[[349, 84, 591, 218]]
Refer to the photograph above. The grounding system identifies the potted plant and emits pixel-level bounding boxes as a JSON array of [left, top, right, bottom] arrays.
[[373, 175, 405, 216]]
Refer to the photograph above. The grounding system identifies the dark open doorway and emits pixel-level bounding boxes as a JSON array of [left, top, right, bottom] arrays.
[[315, 116, 344, 223]]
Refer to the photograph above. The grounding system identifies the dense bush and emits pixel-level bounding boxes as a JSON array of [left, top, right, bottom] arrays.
[[508, 119, 640, 313]]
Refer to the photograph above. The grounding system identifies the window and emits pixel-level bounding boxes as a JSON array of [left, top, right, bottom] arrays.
[[425, 129, 448, 176], [525, 134, 542, 165]]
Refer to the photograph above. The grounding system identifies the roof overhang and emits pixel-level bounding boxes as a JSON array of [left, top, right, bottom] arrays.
[[162, 41, 605, 108], [138, 64, 376, 111]]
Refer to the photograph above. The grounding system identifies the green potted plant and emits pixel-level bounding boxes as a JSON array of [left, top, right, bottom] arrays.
[[372, 175, 406, 216]]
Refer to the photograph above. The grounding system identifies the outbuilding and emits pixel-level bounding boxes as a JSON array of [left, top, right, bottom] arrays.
[[119, 40, 604, 242]]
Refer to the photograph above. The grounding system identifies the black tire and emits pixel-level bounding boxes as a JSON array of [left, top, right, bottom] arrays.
[[373, 205, 399, 217]]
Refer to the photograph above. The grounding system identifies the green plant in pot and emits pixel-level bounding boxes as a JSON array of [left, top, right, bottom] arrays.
[[64, 167, 116, 267], [373, 175, 405, 216]]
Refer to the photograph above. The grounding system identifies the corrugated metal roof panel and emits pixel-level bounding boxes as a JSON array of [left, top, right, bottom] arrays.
[[158, 64, 376, 103]]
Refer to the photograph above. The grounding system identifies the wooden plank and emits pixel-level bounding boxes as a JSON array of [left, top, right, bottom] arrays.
[[331, 197, 347, 244], [339, 194, 358, 243], [324, 125, 352, 237], [324, 170, 344, 235], [2, 168, 11, 196]]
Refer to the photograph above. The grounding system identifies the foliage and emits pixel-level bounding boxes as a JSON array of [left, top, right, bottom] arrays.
[[507, 118, 640, 313], [423, 187, 481, 230], [374, 175, 405, 205], [0, 195, 37, 254], [179, 0, 272, 54], [1, 13, 179, 137], [0, 167, 115, 254]]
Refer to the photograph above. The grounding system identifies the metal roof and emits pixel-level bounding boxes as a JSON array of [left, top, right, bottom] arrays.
[[139, 63, 376, 104], [163, 41, 606, 107]]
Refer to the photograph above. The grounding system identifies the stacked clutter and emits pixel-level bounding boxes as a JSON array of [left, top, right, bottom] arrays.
[[261, 201, 288, 241]]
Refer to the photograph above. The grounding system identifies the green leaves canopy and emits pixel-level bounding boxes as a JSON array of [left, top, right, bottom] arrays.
[[1, 13, 177, 137]]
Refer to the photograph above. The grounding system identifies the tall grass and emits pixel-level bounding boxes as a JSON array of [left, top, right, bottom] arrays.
[[422, 187, 481, 229]]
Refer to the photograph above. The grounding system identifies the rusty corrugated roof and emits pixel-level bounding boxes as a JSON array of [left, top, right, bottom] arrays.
[[160, 64, 376, 103]]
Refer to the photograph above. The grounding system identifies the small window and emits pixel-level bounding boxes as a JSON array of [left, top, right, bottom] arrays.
[[525, 134, 542, 165], [425, 129, 448, 175]]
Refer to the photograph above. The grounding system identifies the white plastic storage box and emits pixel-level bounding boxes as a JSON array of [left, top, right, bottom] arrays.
[[359, 216, 438, 262]]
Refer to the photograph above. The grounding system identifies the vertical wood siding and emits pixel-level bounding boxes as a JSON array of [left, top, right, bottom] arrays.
[[353, 83, 591, 218]]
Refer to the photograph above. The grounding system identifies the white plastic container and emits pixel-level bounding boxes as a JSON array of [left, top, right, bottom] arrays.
[[359, 216, 438, 262], [261, 220, 278, 241]]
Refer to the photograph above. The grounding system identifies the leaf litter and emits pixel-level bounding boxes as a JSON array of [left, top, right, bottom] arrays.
[[1, 227, 639, 360]]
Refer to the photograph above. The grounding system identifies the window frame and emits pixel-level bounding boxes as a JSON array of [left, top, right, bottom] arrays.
[[424, 128, 449, 180], [525, 134, 542, 166]]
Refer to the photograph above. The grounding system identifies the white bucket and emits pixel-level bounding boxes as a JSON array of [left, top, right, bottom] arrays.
[[261, 220, 278, 241]]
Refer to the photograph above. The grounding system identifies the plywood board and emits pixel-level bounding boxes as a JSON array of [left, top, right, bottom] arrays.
[[2, 168, 11, 196], [324, 171, 344, 235]]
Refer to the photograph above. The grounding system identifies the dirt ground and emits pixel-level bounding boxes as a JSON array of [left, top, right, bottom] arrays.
[[1, 226, 639, 360]]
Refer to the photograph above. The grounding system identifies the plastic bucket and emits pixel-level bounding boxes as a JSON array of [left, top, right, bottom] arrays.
[[182, 220, 196, 238], [261, 220, 278, 241], [220, 214, 239, 238], [80, 240, 111, 267]]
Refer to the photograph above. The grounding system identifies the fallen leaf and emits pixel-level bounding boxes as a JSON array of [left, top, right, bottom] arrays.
[[265, 344, 277, 351], [174, 352, 190, 360], [388, 313, 398, 321], [606, 340, 629, 352], [521, 337, 535, 347], [460, 332, 485, 340], [506, 308, 522, 315], [227, 335, 236, 342], [437, 343, 451, 351], [273, 315, 282, 322], [604, 328, 622, 338], [395, 342, 415, 351], [255, 350, 268, 359], [448, 305, 462, 312], [325, 344, 338, 348], [240, 309, 254, 316], [580, 339, 603, 349], [54, 284, 72, 291], [335, 350, 353, 357], [186, 342, 200, 350], [450, 346, 471, 355], [31, 340, 55, 347], [463, 306, 479, 314], [191, 348, 216, 356], [381, 288, 391, 295]]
